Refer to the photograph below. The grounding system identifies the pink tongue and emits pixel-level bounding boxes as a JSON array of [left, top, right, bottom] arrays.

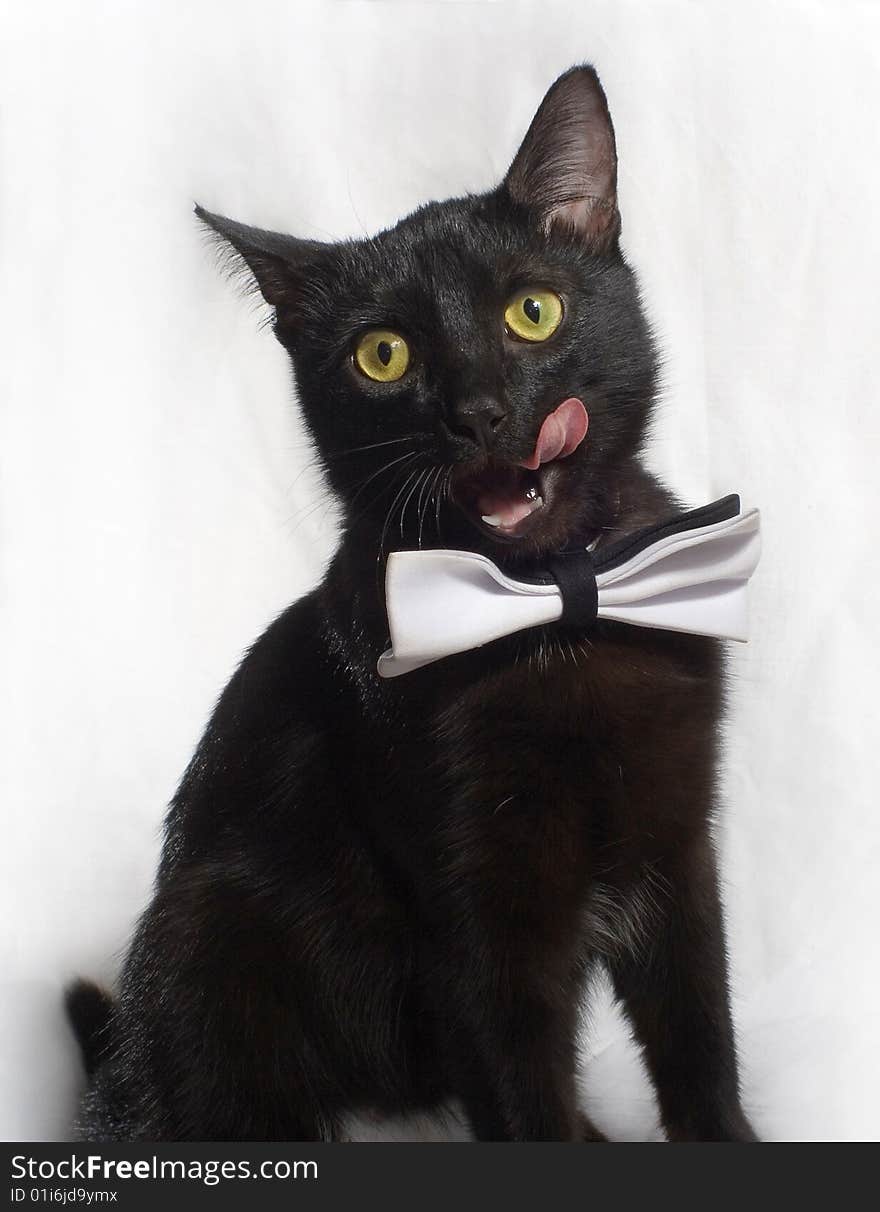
[[476, 397, 590, 530], [519, 397, 589, 471]]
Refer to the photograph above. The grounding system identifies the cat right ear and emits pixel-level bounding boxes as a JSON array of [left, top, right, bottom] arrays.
[[194, 205, 323, 308], [502, 65, 620, 252]]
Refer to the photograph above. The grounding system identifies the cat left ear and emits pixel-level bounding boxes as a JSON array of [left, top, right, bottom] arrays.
[[195, 205, 323, 307], [502, 65, 620, 251]]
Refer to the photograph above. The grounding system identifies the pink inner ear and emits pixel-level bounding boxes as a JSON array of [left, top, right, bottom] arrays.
[[503, 67, 620, 251], [547, 196, 620, 249], [519, 398, 589, 470]]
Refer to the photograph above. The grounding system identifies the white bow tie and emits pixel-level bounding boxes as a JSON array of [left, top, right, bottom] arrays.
[[378, 495, 761, 678]]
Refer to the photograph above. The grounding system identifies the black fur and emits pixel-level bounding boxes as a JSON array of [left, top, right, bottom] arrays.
[[65, 980, 115, 1079], [69, 65, 757, 1142]]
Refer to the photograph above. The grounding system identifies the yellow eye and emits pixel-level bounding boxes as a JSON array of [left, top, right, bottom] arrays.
[[354, 329, 410, 382], [504, 289, 563, 343]]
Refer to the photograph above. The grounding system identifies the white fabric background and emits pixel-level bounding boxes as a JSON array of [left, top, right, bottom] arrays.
[[2, 0, 878, 1142]]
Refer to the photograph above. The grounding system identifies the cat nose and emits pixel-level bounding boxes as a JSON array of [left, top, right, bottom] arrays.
[[450, 397, 507, 451]]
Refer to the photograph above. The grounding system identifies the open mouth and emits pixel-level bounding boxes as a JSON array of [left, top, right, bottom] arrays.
[[453, 397, 589, 540], [457, 463, 548, 536]]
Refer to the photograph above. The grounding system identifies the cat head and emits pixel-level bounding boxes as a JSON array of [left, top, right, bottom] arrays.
[[198, 65, 657, 564]]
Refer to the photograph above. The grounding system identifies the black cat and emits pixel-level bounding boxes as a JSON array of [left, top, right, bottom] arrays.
[[68, 65, 758, 1142]]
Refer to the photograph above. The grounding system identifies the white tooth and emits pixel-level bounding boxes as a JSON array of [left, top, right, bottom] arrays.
[[481, 514, 504, 527], [531, 495, 544, 510]]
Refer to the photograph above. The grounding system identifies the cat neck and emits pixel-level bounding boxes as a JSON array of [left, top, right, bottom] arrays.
[[326, 467, 638, 618]]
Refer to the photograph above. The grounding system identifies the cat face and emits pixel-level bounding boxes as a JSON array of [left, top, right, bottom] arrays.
[[198, 66, 657, 562]]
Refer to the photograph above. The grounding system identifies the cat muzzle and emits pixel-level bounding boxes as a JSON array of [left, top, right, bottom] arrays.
[[452, 397, 589, 538]]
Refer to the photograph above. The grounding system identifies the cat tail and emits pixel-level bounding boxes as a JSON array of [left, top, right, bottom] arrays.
[[64, 979, 115, 1077]]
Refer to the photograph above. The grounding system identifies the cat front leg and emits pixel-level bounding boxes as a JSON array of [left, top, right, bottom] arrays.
[[446, 989, 581, 1141], [420, 926, 584, 1141], [606, 831, 758, 1142]]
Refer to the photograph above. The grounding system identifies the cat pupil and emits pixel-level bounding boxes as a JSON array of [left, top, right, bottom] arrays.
[[523, 297, 541, 324], [377, 340, 393, 367]]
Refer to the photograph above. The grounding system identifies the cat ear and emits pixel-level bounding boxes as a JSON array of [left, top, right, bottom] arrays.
[[194, 205, 323, 307], [502, 65, 620, 251]]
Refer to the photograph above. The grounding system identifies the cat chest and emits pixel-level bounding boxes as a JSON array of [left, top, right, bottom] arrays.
[[426, 630, 702, 750]]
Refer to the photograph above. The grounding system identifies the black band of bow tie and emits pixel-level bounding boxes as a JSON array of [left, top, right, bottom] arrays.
[[546, 552, 599, 629], [542, 495, 742, 631]]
